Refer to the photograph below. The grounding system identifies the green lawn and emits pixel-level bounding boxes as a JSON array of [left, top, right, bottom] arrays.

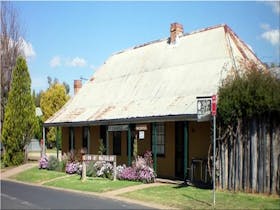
[[122, 185, 280, 209], [44, 175, 141, 193], [11, 167, 66, 183], [10, 166, 279, 209], [11, 166, 140, 193]]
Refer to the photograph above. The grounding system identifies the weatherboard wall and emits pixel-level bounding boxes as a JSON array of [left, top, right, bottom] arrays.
[[61, 121, 210, 179]]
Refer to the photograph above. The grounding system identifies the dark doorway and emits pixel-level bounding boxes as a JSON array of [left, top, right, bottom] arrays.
[[175, 122, 184, 179]]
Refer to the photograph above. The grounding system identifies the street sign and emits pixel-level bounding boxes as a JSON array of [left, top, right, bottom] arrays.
[[197, 96, 211, 122], [211, 95, 217, 116]]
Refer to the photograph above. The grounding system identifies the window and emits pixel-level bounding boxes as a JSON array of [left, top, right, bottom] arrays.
[[68, 127, 75, 151], [113, 131, 121, 155], [152, 123, 165, 156], [82, 127, 89, 149]]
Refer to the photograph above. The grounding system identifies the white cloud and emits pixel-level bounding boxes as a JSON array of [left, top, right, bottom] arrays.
[[261, 29, 280, 46], [267, 1, 280, 15], [68, 57, 87, 67], [49, 56, 88, 68], [50, 56, 61, 68], [18, 37, 36, 59], [260, 23, 271, 31]]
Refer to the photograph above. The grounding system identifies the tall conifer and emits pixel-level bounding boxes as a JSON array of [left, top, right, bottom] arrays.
[[2, 57, 37, 166]]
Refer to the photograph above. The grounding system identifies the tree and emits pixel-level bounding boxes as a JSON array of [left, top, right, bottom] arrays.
[[215, 61, 280, 194], [1, 1, 24, 136], [40, 81, 69, 146], [2, 57, 37, 166], [63, 81, 70, 94]]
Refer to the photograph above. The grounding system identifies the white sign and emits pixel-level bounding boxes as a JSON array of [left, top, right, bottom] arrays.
[[139, 131, 145, 139], [136, 124, 148, 131], [82, 155, 116, 162], [197, 97, 211, 122], [82, 155, 117, 181]]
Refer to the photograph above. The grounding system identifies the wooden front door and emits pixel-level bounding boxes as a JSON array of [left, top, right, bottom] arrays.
[[175, 122, 184, 179]]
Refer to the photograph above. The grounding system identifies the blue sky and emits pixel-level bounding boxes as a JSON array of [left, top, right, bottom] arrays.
[[14, 1, 280, 95]]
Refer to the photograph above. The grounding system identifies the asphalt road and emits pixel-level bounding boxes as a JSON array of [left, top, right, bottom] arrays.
[[1, 180, 153, 209]]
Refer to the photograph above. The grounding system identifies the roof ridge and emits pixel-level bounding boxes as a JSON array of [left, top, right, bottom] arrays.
[[224, 24, 265, 67], [112, 24, 227, 57]]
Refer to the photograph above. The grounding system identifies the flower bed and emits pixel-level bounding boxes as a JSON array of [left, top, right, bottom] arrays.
[[117, 151, 156, 183], [38, 150, 156, 183]]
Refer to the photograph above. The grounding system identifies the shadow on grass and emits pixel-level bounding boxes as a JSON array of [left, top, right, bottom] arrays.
[[174, 180, 212, 190], [183, 193, 212, 207], [173, 182, 212, 207]]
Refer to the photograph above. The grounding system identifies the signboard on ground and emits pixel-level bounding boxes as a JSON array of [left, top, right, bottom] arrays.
[[82, 154, 116, 162], [82, 155, 117, 181]]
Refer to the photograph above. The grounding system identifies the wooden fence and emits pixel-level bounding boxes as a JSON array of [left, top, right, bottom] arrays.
[[215, 116, 280, 195]]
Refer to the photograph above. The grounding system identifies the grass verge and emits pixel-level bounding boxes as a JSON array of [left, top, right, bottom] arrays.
[[44, 175, 141, 193], [10, 167, 66, 183], [11, 166, 141, 193], [121, 185, 280, 209]]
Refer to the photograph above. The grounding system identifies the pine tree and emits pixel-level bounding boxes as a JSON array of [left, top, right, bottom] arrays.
[[2, 57, 37, 166]]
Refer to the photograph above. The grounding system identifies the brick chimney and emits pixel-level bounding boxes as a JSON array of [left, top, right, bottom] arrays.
[[74, 80, 82, 95], [170, 23, 184, 44]]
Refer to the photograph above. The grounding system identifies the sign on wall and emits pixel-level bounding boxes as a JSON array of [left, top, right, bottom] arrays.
[[136, 124, 148, 131], [108, 125, 128, 132], [139, 131, 145, 140], [197, 96, 211, 122]]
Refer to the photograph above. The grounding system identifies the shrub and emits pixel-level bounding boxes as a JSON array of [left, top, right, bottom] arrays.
[[10, 152, 25, 166], [48, 156, 59, 171], [57, 154, 68, 172], [55, 161, 65, 172], [118, 166, 138, 181], [65, 162, 79, 174], [39, 155, 48, 169], [116, 164, 126, 179], [138, 166, 156, 183], [118, 151, 156, 183], [144, 150, 153, 168], [98, 139, 106, 155], [86, 161, 96, 177], [94, 161, 113, 179]]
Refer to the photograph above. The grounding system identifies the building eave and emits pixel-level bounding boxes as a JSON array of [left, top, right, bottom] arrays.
[[43, 114, 198, 128]]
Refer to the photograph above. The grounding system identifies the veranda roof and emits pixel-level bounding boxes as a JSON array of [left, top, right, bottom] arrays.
[[44, 24, 263, 127]]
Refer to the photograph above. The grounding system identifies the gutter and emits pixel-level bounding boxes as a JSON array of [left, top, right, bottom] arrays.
[[43, 114, 198, 128]]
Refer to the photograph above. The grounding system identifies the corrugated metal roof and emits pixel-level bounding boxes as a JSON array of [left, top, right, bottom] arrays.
[[45, 24, 264, 127]]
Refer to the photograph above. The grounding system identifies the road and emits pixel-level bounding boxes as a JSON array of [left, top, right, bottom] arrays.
[[1, 180, 153, 209]]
